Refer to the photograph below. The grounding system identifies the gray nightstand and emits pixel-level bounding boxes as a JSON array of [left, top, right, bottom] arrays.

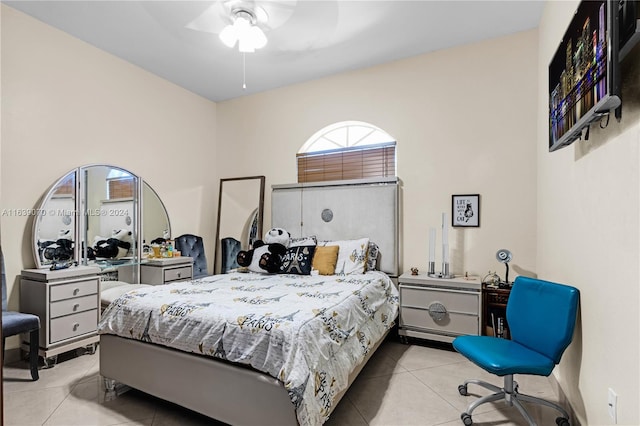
[[398, 271, 482, 343], [140, 257, 194, 285], [20, 265, 101, 367]]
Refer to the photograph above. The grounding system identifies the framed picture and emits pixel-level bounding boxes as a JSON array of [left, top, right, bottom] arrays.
[[452, 194, 480, 227]]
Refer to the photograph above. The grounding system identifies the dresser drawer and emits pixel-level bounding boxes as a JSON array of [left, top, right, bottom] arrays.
[[50, 294, 98, 319], [400, 306, 478, 336], [400, 286, 479, 315], [50, 309, 98, 344], [164, 266, 192, 283], [50, 279, 98, 302]]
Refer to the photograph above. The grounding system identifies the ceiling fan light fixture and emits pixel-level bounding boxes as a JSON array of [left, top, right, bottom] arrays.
[[220, 9, 267, 53]]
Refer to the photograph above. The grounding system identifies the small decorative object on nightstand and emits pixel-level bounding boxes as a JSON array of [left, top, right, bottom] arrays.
[[398, 270, 482, 344]]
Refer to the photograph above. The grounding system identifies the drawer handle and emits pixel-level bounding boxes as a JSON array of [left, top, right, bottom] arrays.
[[428, 302, 447, 322], [73, 303, 80, 311], [73, 288, 80, 296], [73, 323, 80, 331], [177, 272, 181, 277]]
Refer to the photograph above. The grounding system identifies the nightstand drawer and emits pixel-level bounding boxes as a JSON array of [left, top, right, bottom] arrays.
[[401, 306, 478, 336], [164, 266, 192, 283], [50, 294, 98, 319], [50, 309, 98, 343], [401, 286, 478, 314], [50, 279, 98, 302]]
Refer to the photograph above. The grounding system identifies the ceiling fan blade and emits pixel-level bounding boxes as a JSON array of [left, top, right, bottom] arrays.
[[185, 1, 229, 34]]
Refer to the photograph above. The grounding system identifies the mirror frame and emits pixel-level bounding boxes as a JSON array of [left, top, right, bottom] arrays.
[[31, 169, 80, 269], [31, 164, 171, 274], [214, 176, 265, 274]]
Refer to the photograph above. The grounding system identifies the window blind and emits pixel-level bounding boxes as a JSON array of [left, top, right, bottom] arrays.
[[108, 177, 134, 199], [297, 143, 396, 183]]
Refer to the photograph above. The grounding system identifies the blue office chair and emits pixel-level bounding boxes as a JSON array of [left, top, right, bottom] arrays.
[[453, 276, 579, 426], [1, 249, 40, 380], [174, 234, 208, 279]]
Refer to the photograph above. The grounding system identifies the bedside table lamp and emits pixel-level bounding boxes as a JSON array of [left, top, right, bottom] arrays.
[[496, 249, 512, 286]]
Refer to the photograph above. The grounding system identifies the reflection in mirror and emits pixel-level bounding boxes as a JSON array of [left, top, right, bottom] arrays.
[[214, 176, 265, 274], [33, 171, 77, 269], [82, 165, 138, 265], [32, 164, 172, 282]]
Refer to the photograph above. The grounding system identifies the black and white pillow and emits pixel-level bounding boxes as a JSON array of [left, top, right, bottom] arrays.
[[280, 245, 316, 275]]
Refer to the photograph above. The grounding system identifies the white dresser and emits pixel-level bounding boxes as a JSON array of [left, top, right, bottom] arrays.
[[398, 272, 482, 343], [140, 257, 193, 285], [20, 266, 101, 367]]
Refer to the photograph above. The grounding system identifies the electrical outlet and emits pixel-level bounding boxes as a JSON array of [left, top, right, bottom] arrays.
[[608, 388, 617, 424]]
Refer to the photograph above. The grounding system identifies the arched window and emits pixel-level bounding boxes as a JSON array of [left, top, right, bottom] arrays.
[[297, 121, 396, 183]]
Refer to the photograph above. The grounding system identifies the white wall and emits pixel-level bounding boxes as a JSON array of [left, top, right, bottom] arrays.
[[1, 6, 218, 329], [538, 2, 640, 424], [217, 29, 539, 279]]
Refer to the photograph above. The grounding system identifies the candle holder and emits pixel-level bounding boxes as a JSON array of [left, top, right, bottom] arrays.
[[428, 261, 455, 279], [427, 213, 455, 279]]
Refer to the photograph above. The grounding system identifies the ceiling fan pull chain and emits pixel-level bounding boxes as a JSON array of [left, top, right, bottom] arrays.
[[243, 52, 247, 90]]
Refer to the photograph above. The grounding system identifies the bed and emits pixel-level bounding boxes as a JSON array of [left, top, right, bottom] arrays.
[[99, 177, 400, 425]]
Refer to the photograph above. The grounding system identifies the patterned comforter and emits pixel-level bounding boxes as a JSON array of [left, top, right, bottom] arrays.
[[98, 271, 399, 425]]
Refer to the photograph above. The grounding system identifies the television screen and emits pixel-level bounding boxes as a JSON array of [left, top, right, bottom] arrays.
[[548, 0, 620, 152]]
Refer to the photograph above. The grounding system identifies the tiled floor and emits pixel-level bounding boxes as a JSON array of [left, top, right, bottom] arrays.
[[3, 339, 566, 425]]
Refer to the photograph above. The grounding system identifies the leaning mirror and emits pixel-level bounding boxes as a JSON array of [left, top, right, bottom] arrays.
[[214, 176, 265, 274], [32, 170, 78, 269]]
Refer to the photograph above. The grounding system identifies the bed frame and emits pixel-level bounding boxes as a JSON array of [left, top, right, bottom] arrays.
[[100, 177, 400, 424]]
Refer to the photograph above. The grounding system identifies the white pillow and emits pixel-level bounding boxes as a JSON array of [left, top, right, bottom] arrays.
[[289, 236, 317, 247], [322, 238, 370, 275]]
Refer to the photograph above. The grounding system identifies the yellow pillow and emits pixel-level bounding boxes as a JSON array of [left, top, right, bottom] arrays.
[[312, 245, 339, 275]]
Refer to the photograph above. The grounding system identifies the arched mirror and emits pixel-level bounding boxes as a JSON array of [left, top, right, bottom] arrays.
[[32, 165, 171, 280], [33, 170, 78, 268], [214, 176, 265, 274], [80, 165, 139, 268]]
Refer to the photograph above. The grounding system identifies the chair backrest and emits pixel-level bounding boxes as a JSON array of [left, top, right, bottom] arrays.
[[507, 276, 580, 365], [1, 247, 7, 311], [220, 237, 241, 273], [174, 234, 208, 278]]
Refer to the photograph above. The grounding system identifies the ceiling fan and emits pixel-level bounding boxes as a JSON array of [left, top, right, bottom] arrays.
[[182, 0, 367, 54], [185, 0, 297, 50]]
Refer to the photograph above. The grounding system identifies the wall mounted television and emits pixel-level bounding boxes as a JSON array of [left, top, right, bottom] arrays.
[[549, 0, 621, 152]]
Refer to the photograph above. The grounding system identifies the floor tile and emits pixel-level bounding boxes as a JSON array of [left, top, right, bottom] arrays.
[[43, 376, 157, 426], [325, 396, 368, 426], [347, 370, 460, 425], [3, 386, 68, 426], [3, 339, 565, 426]]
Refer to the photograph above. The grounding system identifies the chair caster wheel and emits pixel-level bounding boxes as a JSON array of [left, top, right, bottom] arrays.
[[458, 384, 468, 396], [461, 412, 473, 425], [556, 417, 570, 426]]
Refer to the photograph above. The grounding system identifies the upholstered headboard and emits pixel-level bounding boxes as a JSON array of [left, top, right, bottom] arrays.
[[271, 177, 400, 277]]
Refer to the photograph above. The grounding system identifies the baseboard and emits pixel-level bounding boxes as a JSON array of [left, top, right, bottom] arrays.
[[549, 374, 582, 426]]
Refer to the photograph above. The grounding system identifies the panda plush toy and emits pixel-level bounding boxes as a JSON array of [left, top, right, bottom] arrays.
[[41, 229, 74, 261], [94, 229, 134, 259], [237, 228, 290, 273]]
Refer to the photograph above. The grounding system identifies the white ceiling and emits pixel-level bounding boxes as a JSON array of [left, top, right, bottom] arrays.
[[4, 1, 544, 102]]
